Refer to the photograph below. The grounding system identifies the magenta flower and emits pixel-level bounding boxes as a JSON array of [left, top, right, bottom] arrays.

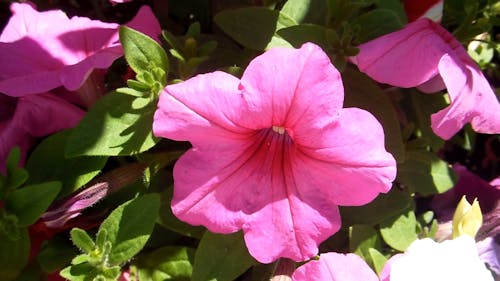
[[0, 3, 161, 97], [351, 18, 500, 139], [292, 252, 379, 281], [153, 43, 396, 263], [0, 93, 84, 173]]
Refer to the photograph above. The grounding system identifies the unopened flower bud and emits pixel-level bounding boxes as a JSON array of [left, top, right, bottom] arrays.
[[452, 196, 482, 238]]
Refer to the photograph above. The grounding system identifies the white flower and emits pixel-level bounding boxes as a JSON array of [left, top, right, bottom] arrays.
[[389, 236, 493, 281]]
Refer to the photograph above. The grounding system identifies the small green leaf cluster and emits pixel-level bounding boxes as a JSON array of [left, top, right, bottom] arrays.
[[163, 22, 218, 80], [61, 194, 160, 281], [0, 148, 61, 280]]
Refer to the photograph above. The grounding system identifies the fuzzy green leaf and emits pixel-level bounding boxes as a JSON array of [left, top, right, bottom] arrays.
[[66, 93, 158, 157], [99, 193, 160, 265], [6, 181, 61, 226], [119, 26, 169, 75], [26, 130, 107, 195], [192, 232, 256, 281]]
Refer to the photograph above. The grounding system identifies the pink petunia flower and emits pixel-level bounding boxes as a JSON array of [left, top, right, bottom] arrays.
[[0, 2, 161, 98], [404, 0, 443, 22], [351, 18, 500, 140], [0, 93, 84, 173], [109, 0, 134, 3], [153, 43, 397, 263], [292, 252, 379, 281]]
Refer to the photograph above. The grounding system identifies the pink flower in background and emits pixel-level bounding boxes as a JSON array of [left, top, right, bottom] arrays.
[[292, 252, 379, 281], [109, 0, 134, 3], [0, 93, 84, 173], [352, 18, 500, 139], [153, 43, 396, 263], [0, 2, 161, 97], [404, 0, 443, 22]]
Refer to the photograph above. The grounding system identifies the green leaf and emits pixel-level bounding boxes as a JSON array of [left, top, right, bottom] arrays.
[[368, 248, 387, 275], [278, 24, 335, 50], [352, 9, 404, 43], [186, 22, 201, 38], [341, 188, 413, 226], [99, 193, 160, 265], [380, 209, 418, 251], [119, 26, 169, 75], [66, 93, 158, 157], [398, 150, 457, 195], [192, 232, 256, 281], [170, 48, 186, 62], [70, 228, 96, 254], [375, 0, 408, 24], [343, 67, 405, 162], [38, 237, 79, 273], [0, 228, 30, 281], [134, 246, 195, 281], [6, 181, 61, 226], [349, 225, 382, 267], [116, 87, 146, 97], [408, 90, 447, 151], [127, 79, 151, 92], [214, 7, 293, 51], [60, 262, 97, 281], [281, 0, 328, 25], [25, 130, 107, 195], [2, 147, 28, 192]]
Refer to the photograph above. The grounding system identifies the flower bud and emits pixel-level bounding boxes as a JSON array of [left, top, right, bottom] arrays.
[[452, 196, 483, 238]]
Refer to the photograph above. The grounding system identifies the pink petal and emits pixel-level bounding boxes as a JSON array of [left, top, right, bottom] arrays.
[[0, 3, 160, 96], [353, 18, 500, 139], [154, 43, 397, 263], [292, 253, 379, 281], [153, 71, 253, 146], [0, 93, 83, 173], [0, 3, 69, 42], [292, 108, 396, 205], [353, 19, 446, 88], [126, 6, 162, 42], [430, 55, 500, 139], [379, 253, 403, 281], [238, 43, 343, 130], [15, 93, 84, 137]]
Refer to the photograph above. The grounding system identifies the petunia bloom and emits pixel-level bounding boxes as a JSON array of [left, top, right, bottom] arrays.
[[153, 43, 397, 263], [351, 18, 500, 139], [292, 252, 379, 281], [387, 236, 494, 281], [0, 2, 161, 97], [0, 93, 84, 173]]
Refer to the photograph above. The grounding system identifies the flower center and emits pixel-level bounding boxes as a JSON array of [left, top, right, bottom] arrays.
[[272, 126, 286, 135]]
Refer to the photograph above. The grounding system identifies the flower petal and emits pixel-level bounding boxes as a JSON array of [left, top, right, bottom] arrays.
[[431, 55, 500, 139], [243, 166, 342, 262], [16, 93, 84, 137], [153, 71, 252, 146], [292, 253, 379, 281], [353, 19, 446, 88], [239, 43, 343, 130], [0, 3, 161, 96], [294, 108, 396, 205], [0, 3, 68, 42]]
